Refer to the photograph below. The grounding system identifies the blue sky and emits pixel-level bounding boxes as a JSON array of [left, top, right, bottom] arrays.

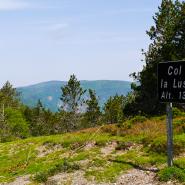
[[0, 0, 161, 87]]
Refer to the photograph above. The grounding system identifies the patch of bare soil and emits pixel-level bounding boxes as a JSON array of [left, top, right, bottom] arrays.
[[114, 143, 143, 157], [1, 175, 30, 185], [45, 169, 182, 185], [36, 144, 63, 158], [84, 141, 96, 151], [116, 169, 180, 185], [2, 169, 182, 185], [101, 141, 117, 156], [46, 171, 91, 185]]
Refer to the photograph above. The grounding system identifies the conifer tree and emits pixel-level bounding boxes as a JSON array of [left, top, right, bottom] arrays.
[[103, 95, 125, 124], [60, 74, 86, 131], [129, 0, 185, 115], [85, 89, 101, 126], [0, 81, 20, 108]]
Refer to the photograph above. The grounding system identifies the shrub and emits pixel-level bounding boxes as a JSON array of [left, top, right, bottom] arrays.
[[101, 125, 119, 136], [173, 108, 185, 118], [174, 118, 185, 134], [0, 108, 29, 142], [115, 141, 133, 151], [129, 116, 147, 124], [149, 137, 166, 154], [56, 159, 80, 172], [173, 119, 185, 126], [149, 136, 185, 156], [34, 171, 48, 183], [70, 142, 84, 150], [150, 115, 166, 121], [158, 167, 185, 182], [123, 116, 147, 129], [126, 120, 165, 140], [34, 159, 80, 183], [95, 140, 107, 147]]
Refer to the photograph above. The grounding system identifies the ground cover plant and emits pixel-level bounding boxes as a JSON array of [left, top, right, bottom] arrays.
[[0, 114, 185, 184]]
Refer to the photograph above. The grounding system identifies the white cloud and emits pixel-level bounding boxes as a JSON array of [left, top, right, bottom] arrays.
[[0, 0, 30, 11]]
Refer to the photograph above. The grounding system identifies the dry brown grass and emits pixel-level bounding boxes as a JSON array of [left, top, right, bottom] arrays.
[[77, 120, 167, 139], [125, 120, 166, 139]]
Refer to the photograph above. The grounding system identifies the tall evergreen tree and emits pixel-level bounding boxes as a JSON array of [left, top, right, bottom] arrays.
[[103, 95, 125, 124], [84, 89, 101, 127], [27, 100, 46, 136], [0, 81, 20, 108], [24, 101, 58, 136], [60, 74, 86, 113], [60, 74, 86, 131], [0, 81, 27, 141], [129, 0, 185, 115]]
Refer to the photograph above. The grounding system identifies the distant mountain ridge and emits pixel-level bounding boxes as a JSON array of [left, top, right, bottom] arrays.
[[17, 80, 132, 112]]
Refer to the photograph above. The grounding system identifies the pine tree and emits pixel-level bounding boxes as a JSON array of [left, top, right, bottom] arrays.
[[0, 81, 25, 141], [0, 81, 20, 108], [85, 89, 101, 127], [28, 100, 46, 136], [60, 74, 86, 131], [129, 0, 185, 115], [103, 95, 125, 124]]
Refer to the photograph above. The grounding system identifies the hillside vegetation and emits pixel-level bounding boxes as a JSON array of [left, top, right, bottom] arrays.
[[17, 80, 131, 112], [1, 1, 185, 184], [1, 113, 185, 185]]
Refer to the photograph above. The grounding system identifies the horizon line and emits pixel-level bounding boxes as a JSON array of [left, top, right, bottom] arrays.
[[17, 79, 133, 88]]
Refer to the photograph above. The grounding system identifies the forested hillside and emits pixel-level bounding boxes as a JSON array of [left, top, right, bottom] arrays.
[[17, 80, 131, 112]]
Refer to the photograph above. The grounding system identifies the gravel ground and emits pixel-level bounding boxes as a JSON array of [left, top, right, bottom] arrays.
[[1, 175, 30, 185], [45, 169, 181, 185], [116, 169, 180, 185], [1, 168, 182, 185]]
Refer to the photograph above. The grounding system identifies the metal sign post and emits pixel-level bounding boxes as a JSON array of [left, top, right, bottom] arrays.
[[166, 102, 173, 167]]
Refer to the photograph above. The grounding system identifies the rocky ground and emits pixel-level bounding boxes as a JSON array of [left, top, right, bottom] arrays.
[[1, 123, 185, 185], [2, 168, 181, 185]]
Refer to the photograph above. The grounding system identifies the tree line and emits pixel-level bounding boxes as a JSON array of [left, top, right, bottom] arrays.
[[128, 0, 185, 115], [0, 77, 131, 142], [1, 0, 185, 142]]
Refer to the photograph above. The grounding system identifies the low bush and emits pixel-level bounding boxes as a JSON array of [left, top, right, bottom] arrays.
[[173, 108, 185, 118], [126, 120, 166, 140], [100, 125, 119, 136], [123, 116, 148, 129], [34, 171, 48, 183], [95, 140, 107, 147], [129, 116, 148, 124], [173, 118, 185, 126], [174, 118, 185, 134], [34, 159, 80, 183], [158, 167, 185, 182], [149, 136, 185, 156], [115, 141, 133, 151], [150, 115, 166, 121]]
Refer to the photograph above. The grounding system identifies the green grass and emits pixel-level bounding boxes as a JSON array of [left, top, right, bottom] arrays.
[[158, 167, 185, 182], [1, 116, 185, 184], [85, 162, 131, 183], [33, 159, 80, 183], [113, 150, 166, 169]]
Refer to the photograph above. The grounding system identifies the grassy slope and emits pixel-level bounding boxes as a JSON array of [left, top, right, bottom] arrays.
[[1, 116, 185, 184]]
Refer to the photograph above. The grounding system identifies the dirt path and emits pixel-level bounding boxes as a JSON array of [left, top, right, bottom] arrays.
[[1, 175, 30, 185], [45, 169, 180, 185], [116, 169, 180, 185], [1, 168, 181, 185]]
